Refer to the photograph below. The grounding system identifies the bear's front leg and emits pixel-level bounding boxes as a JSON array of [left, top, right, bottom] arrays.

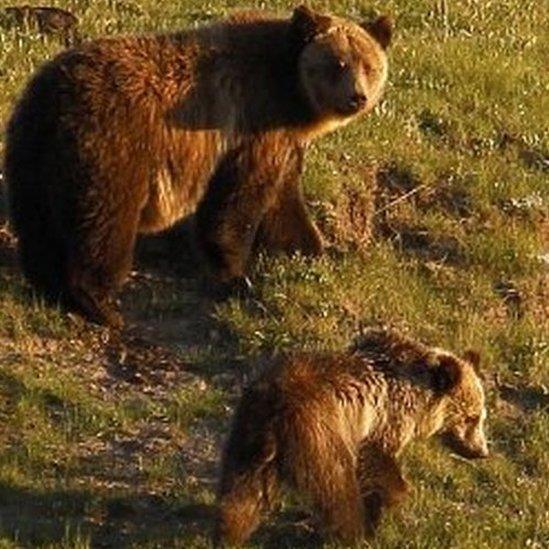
[[255, 161, 324, 257], [195, 143, 290, 293], [357, 442, 410, 536]]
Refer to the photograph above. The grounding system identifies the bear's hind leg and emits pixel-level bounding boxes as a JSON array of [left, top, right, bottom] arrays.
[[287, 422, 365, 543], [66, 269, 123, 328], [310, 463, 364, 543], [66, 201, 141, 328]]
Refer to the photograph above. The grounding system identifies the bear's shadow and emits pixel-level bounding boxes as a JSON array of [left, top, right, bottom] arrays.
[[133, 216, 201, 278], [0, 480, 216, 547]]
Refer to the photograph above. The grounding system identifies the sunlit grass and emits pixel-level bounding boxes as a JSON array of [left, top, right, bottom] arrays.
[[0, 0, 547, 546]]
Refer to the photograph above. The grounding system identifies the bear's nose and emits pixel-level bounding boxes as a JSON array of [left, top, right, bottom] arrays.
[[349, 92, 367, 110]]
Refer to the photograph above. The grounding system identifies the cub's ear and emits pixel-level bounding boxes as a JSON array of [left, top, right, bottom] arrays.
[[363, 15, 393, 49], [463, 349, 481, 373], [431, 356, 462, 394], [291, 5, 331, 43]]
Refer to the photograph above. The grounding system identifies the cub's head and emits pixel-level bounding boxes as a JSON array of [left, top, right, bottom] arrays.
[[426, 350, 489, 459], [292, 5, 392, 121]]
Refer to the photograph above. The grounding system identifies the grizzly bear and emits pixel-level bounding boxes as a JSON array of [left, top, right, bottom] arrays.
[[4, 6, 392, 327], [216, 329, 489, 545]]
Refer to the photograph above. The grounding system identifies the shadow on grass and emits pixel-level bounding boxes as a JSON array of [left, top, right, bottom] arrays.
[[256, 508, 322, 548], [0, 481, 214, 547], [115, 217, 253, 384], [0, 481, 324, 547]]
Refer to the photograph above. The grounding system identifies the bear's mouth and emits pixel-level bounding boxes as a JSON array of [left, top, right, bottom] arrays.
[[336, 98, 366, 116]]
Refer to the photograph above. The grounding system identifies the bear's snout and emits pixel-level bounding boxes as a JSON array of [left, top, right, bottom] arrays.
[[440, 431, 490, 460]]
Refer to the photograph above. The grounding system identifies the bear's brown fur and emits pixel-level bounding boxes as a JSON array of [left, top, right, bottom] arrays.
[[4, 6, 392, 327], [216, 329, 488, 545]]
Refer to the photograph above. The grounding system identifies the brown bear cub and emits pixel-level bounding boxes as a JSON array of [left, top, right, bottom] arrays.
[[4, 6, 392, 327], [216, 329, 489, 545]]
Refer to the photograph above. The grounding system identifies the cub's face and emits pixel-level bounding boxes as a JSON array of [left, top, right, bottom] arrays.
[[293, 6, 391, 120], [433, 352, 489, 459]]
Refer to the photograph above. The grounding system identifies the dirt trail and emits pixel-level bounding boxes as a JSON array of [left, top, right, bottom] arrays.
[[0, 208, 236, 541]]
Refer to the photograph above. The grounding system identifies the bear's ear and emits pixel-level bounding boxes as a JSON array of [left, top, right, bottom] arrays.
[[463, 349, 481, 373], [431, 356, 462, 394], [363, 15, 393, 49], [291, 5, 331, 43]]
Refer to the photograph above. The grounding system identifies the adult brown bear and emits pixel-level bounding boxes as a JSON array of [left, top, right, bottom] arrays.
[[4, 6, 392, 327]]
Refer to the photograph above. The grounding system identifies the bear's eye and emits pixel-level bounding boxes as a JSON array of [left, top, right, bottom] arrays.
[[330, 59, 348, 77]]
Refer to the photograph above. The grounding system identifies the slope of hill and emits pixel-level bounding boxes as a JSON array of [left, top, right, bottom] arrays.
[[0, 1, 547, 547]]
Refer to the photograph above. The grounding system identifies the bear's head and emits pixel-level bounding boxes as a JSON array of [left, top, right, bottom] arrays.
[[292, 5, 392, 121], [424, 350, 489, 459]]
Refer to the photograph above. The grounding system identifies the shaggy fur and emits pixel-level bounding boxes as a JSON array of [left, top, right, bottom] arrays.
[[216, 329, 489, 545], [4, 6, 391, 327]]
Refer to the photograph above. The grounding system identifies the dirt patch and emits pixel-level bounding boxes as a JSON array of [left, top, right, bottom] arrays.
[[315, 159, 471, 260], [498, 383, 549, 414], [373, 163, 469, 265], [376, 162, 421, 197], [1, 288, 230, 542], [77, 246, 237, 507], [375, 163, 475, 219], [316, 165, 377, 253], [75, 422, 182, 492], [102, 330, 199, 398], [421, 179, 474, 219]]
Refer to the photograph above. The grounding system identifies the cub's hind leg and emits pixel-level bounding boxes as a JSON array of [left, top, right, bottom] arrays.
[[216, 460, 280, 547], [285, 416, 365, 543], [215, 388, 281, 546]]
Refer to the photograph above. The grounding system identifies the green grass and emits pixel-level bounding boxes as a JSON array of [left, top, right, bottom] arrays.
[[0, 0, 548, 547]]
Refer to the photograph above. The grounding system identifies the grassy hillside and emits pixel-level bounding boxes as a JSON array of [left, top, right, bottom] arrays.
[[0, 0, 547, 547]]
